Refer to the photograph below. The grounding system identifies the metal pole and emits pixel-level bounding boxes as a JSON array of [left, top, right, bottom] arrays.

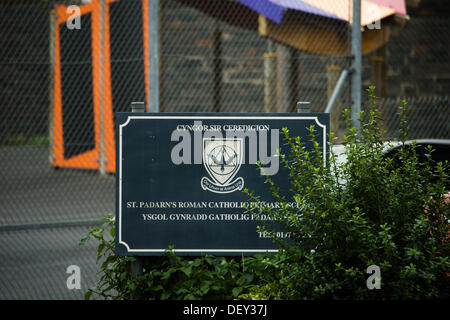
[[49, 7, 56, 166], [351, 0, 361, 135], [131, 101, 145, 113], [297, 101, 310, 113], [212, 29, 222, 113], [325, 68, 349, 113], [148, 0, 159, 113], [99, 0, 106, 175]]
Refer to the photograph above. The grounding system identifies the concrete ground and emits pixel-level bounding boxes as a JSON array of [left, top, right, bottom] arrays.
[[0, 146, 115, 299]]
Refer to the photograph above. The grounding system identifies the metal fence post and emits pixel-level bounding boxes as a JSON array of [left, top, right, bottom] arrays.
[[326, 67, 349, 138], [99, 0, 106, 175], [325, 68, 349, 114], [48, 6, 55, 166], [297, 101, 311, 113], [131, 101, 145, 113], [148, 0, 160, 113], [212, 29, 223, 113], [351, 0, 362, 136]]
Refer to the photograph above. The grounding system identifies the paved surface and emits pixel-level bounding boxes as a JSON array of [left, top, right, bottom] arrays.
[[0, 146, 115, 225], [0, 146, 115, 299], [0, 226, 99, 299]]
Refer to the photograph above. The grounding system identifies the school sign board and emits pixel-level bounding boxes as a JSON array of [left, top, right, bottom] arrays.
[[115, 113, 329, 255]]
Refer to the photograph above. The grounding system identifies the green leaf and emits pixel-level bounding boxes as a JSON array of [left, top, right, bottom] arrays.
[[237, 273, 254, 286], [84, 289, 93, 300], [153, 285, 164, 292], [232, 287, 243, 297], [79, 233, 90, 246], [176, 288, 189, 295], [161, 268, 176, 280], [180, 266, 192, 277]]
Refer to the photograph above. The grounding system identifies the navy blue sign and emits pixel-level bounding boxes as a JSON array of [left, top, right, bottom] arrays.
[[115, 113, 329, 255]]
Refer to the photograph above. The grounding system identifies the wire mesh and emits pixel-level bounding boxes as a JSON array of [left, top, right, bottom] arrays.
[[0, 0, 448, 299]]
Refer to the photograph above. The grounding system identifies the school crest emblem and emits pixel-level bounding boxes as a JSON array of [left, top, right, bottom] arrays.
[[201, 138, 244, 193]]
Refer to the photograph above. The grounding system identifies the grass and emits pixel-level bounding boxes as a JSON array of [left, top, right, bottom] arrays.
[[1, 135, 49, 147]]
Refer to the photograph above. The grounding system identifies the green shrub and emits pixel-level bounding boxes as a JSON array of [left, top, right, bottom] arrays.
[[244, 87, 449, 299], [80, 214, 283, 300]]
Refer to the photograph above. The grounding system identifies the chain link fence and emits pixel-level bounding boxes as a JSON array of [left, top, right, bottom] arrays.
[[0, 0, 448, 299]]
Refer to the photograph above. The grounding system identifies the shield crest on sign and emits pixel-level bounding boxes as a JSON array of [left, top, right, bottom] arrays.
[[201, 138, 244, 193]]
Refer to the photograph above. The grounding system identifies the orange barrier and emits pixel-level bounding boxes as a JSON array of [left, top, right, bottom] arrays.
[[52, 0, 149, 173]]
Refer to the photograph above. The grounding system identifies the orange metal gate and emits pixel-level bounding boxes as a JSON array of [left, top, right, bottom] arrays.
[[52, 0, 149, 173]]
